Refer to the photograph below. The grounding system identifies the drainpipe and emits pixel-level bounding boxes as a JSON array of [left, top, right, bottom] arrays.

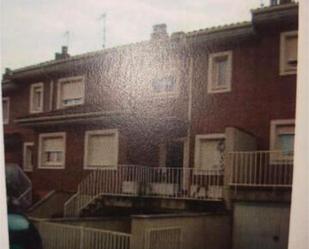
[[183, 54, 194, 190]]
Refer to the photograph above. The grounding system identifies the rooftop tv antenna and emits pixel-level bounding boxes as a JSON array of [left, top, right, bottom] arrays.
[[260, 0, 265, 7], [63, 30, 70, 47], [99, 13, 107, 48]]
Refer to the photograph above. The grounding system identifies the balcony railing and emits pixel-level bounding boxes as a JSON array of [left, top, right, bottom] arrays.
[[228, 151, 293, 187], [64, 166, 223, 216], [270, 0, 298, 6]]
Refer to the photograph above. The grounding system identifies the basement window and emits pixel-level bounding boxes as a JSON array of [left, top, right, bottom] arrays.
[[208, 51, 232, 93], [2, 97, 9, 124], [280, 31, 298, 75], [30, 83, 44, 113], [57, 76, 85, 108], [84, 129, 119, 169], [38, 132, 66, 169]]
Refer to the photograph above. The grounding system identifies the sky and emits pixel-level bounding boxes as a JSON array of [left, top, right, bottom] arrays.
[[1, 0, 263, 72]]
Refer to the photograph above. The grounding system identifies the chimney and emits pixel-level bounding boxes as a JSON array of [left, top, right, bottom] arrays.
[[55, 46, 70, 60], [5, 68, 12, 76], [151, 24, 168, 40]]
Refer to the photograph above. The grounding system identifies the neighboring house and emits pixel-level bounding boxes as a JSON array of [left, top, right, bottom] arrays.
[[2, 1, 298, 249]]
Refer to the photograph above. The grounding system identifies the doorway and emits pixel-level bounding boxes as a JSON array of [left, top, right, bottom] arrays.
[[166, 141, 184, 168]]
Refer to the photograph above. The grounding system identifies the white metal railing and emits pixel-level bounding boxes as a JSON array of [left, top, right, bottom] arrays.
[[37, 221, 131, 249], [17, 186, 32, 209], [270, 0, 298, 6], [229, 151, 293, 187], [64, 193, 79, 217], [64, 165, 224, 217]]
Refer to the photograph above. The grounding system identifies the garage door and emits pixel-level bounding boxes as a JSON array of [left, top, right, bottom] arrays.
[[233, 202, 290, 249]]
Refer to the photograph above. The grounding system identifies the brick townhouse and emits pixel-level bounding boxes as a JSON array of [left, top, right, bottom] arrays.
[[2, 1, 298, 248]]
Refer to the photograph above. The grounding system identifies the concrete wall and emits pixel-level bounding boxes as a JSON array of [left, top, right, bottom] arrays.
[[30, 216, 131, 234], [225, 127, 257, 152], [27, 191, 71, 218], [130, 213, 231, 249], [224, 127, 257, 208], [57, 217, 131, 233]]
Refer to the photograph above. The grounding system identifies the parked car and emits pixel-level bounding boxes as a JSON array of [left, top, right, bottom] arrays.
[[8, 213, 42, 249]]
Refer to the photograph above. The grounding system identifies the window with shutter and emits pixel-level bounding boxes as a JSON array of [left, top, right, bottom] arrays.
[[23, 142, 34, 172], [270, 120, 295, 160], [57, 76, 85, 108], [84, 129, 119, 169], [2, 97, 9, 124], [195, 134, 225, 171], [30, 83, 44, 113], [280, 31, 298, 75], [38, 133, 66, 169], [208, 51, 232, 93]]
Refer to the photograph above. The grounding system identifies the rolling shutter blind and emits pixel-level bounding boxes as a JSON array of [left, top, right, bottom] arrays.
[[87, 133, 117, 167], [285, 35, 298, 62], [43, 137, 64, 152], [61, 80, 83, 100], [199, 139, 223, 170]]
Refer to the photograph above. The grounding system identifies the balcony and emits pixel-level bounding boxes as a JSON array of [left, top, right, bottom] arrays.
[[64, 166, 224, 217], [228, 151, 293, 188]]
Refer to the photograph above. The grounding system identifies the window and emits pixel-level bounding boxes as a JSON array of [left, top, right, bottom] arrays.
[[270, 120, 295, 156], [194, 134, 225, 171], [280, 31, 298, 75], [151, 76, 177, 95], [2, 97, 9, 124], [23, 142, 34, 172], [38, 132, 66, 169], [208, 51, 232, 93], [57, 76, 85, 108], [30, 83, 44, 113], [84, 129, 119, 169]]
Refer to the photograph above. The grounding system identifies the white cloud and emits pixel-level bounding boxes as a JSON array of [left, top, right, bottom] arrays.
[[1, 0, 262, 72]]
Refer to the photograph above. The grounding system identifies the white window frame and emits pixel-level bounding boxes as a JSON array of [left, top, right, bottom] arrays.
[[194, 133, 225, 174], [30, 82, 44, 113], [2, 97, 10, 125], [208, 51, 233, 93], [280, 30, 298, 76], [270, 119, 295, 151], [84, 129, 119, 170], [38, 132, 66, 169], [23, 142, 34, 172], [57, 76, 85, 109]]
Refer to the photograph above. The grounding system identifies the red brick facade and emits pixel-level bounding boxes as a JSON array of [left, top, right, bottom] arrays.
[[2, 3, 298, 197]]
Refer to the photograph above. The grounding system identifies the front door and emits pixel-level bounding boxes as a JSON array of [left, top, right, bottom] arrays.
[[166, 141, 184, 168], [233, 202, 290, 249]]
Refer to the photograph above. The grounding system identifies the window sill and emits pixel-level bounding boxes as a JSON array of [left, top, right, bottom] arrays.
[[150, 92, 179, 99], [38, 164, 65, 169], [84, 165, 118, 170], [30, 109, 44, 114], [279, 70, 297, 76], [208, 88, 231, 94], [57, 103, 84, 110]]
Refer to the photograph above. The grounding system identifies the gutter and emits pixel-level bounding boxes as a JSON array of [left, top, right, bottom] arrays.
[[15, 110, 125, 126]]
